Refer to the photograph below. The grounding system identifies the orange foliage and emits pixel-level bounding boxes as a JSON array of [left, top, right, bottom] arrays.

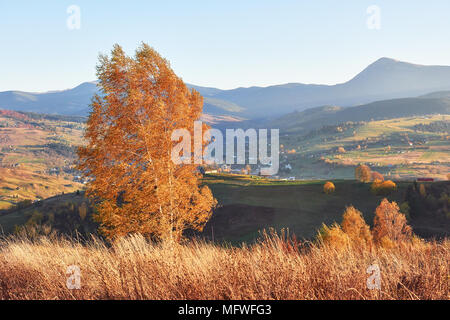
[[337, 146, 346, 153], [355, 164, 372, 182], [341, 206, 373, 247], [371, 171, 384, 182], [371, 179, 396, 195], [318, 223, 350, 249], [372, 198, 412, 245], [320, 199, 413, 250], [323, 181, 335, 194], [78, 43, 217, 242]]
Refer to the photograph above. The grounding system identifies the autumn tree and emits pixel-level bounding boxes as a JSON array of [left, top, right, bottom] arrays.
[[341, 206, 372, 247], [372, 198, 412, 245], [78, 43, 217, 242], [323, 181, 335, 194], [371, 171, 384, 182], [337, 146, 346, 154], [355, 164, 372, 183], [318, 223, 350, 249]]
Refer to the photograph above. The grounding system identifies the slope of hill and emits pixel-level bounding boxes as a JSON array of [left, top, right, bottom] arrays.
[[0, 110, 85, 209], [0, 82, 98, 116], [1, 178, 448, 243], [270, 94, 450, 134], [277, 114, 449, 181], [2, 58, 450, 119]]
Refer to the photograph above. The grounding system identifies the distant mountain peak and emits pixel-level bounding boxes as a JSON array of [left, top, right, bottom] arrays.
[[372, 57, 400, 64], [1, 58, 450, 118]]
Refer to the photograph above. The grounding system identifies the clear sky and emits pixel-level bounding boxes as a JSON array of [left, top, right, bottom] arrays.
[[1, 0, 450, 92]]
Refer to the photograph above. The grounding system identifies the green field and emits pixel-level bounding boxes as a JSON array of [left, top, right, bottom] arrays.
[[203, 175, 408, 243], [278, 115, 450, 181]]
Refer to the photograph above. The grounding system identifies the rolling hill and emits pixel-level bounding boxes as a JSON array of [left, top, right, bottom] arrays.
[[2, 58, 450, 119], [269, 94, 450, 134]]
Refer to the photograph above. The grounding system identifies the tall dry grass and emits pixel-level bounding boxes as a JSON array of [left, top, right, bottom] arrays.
[[0, 233, 448, 300]]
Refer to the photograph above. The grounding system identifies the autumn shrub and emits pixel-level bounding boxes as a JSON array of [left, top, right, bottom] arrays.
[[371, 171, 384, 182], [371, 179, 397, 195], [323, 181, 335, 194]]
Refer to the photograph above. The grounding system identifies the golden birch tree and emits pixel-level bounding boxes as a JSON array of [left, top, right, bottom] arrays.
[[78, 43, 216, 242]]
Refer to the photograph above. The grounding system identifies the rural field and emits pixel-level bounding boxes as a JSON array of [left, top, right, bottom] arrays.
[[279, 115, 450, 181], [0, 111, 85, 209], [1, 175, 449, 244]]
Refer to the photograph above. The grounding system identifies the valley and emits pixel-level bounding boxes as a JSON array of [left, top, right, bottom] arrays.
[[0, 110, 85, 209], [278, 114, 450, 181]]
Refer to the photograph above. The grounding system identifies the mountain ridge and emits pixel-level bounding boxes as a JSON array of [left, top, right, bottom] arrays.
[[2, 57, 450, 119]]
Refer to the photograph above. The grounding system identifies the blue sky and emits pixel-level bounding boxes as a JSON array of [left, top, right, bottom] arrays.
[[1, 0, 450, 92]]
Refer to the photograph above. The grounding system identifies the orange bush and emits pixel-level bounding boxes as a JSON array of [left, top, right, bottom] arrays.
[[371, 171, 384, 182], [323, 181, 335, 194], [337, 146, 346, 153], [371, 179, 396, 195]]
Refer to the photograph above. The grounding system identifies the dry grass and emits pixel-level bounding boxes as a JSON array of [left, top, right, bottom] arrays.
[[0, 233, 448, 300]]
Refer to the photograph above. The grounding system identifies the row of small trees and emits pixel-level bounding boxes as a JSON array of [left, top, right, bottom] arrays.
[[355, 164, 397, 195], [319, 198, 413, 249]]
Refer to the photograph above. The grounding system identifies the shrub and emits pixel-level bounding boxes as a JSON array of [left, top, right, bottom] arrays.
[[323, 181, 335, 194], [371, 171, 384, 182], [371, 179, 397, 196]]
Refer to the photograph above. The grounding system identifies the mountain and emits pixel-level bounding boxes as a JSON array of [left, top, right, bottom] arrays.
[[1, 58, 450, 118], [0, 81, 98, 116], [269, 94, 450, 134], [207, 57, 450, 118]]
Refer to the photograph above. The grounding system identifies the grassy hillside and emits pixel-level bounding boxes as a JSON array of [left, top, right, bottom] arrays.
[[277, 115, 449, 181], [0, 110, 85, 209], [269, 96, 450, 134], [2, 174, 448, 244]]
